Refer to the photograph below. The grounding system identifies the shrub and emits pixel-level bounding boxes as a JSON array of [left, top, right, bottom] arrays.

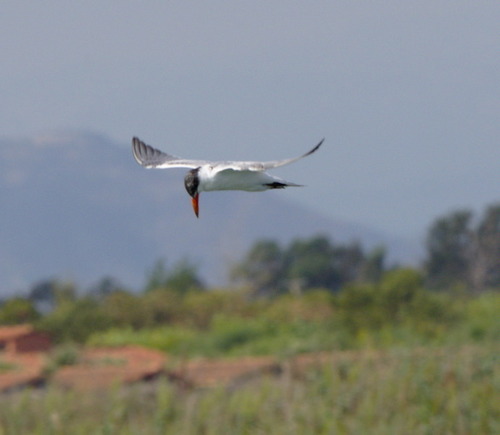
[[333, 269, 460, 343], [37, 298, 112, 343], [0, 298, 39, 325]]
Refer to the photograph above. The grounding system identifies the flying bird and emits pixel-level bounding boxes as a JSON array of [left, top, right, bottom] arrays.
[[132, 137, 324, 217]]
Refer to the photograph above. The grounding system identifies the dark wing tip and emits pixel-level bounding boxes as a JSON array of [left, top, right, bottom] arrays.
[[131, 136, 146, 165], [131, 136, 161, 167], [132, 136, 143, 148], [303, 138, 325, 158], [132, 136, 144, 151]]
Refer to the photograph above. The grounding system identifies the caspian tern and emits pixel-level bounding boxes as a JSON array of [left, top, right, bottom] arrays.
[[132, 137, 324, 217]]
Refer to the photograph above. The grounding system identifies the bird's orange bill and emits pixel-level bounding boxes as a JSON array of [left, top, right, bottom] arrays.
[[191, 194, 199, 218]]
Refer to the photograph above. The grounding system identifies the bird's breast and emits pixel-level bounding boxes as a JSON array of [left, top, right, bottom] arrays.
[[199, 168, 271, 192]]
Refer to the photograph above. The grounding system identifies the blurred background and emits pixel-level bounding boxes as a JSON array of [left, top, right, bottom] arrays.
[[0, 3, 498, 432], [1, 2, 498, 293]]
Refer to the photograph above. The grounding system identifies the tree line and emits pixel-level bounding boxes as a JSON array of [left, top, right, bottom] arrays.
[[424, 203, 499, 291], [0, 203, 497, 340], [234, 202, 499, 296]]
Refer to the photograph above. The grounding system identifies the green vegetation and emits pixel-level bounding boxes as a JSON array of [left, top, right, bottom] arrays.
[[0, 298, 39, 325], [86, 285, 499, 359], [0, 345, 497, 434], [424, 203, 500, 291], [231, 236, 385, 296], [41, 343, 82, 377]]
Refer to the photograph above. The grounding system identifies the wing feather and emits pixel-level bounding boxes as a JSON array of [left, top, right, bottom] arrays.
[[132, 137, 324, 171], [221, 138, 324, 171], [132, 137, 207, 169]]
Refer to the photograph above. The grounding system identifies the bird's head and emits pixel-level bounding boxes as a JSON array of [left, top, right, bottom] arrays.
[[184, 168, 201, 217]]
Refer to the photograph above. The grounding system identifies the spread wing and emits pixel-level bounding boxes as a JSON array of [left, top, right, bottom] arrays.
[[132, 137, 324, 171], [217, 138, 325, 172], [132, 137, 210, 169]]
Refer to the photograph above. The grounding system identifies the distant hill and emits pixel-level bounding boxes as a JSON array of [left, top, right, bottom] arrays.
[[0, 132, 420, 296]]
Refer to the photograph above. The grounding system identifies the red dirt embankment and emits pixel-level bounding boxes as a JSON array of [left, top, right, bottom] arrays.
[[52, 346, 167, 391], [0, 352, 46, 391], [1, 346, 374, 392]]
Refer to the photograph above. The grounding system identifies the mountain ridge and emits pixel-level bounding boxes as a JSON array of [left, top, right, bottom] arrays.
[[0, 132, 420, 296]]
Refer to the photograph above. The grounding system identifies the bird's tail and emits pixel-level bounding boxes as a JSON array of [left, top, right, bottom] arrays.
[[264, 181, 303, 189]]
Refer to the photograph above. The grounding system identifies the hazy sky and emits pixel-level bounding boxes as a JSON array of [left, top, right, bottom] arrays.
[[1, 2, 498, 241]]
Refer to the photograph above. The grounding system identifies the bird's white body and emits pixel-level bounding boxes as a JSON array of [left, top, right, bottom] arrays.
[[196, 165, 299, 192]]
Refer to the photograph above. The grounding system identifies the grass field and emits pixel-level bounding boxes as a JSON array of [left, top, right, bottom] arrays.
[[0, 290, 498, 434], [0, 344, 497, 435]]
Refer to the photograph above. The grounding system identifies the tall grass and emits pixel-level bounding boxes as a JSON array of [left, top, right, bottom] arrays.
[[0, 345, 497, 434]]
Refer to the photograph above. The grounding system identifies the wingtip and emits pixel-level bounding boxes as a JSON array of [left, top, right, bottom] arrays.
[[132, 136, 143, 148], [131, 136, 147, 166], [304, 138, 325, 157]]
